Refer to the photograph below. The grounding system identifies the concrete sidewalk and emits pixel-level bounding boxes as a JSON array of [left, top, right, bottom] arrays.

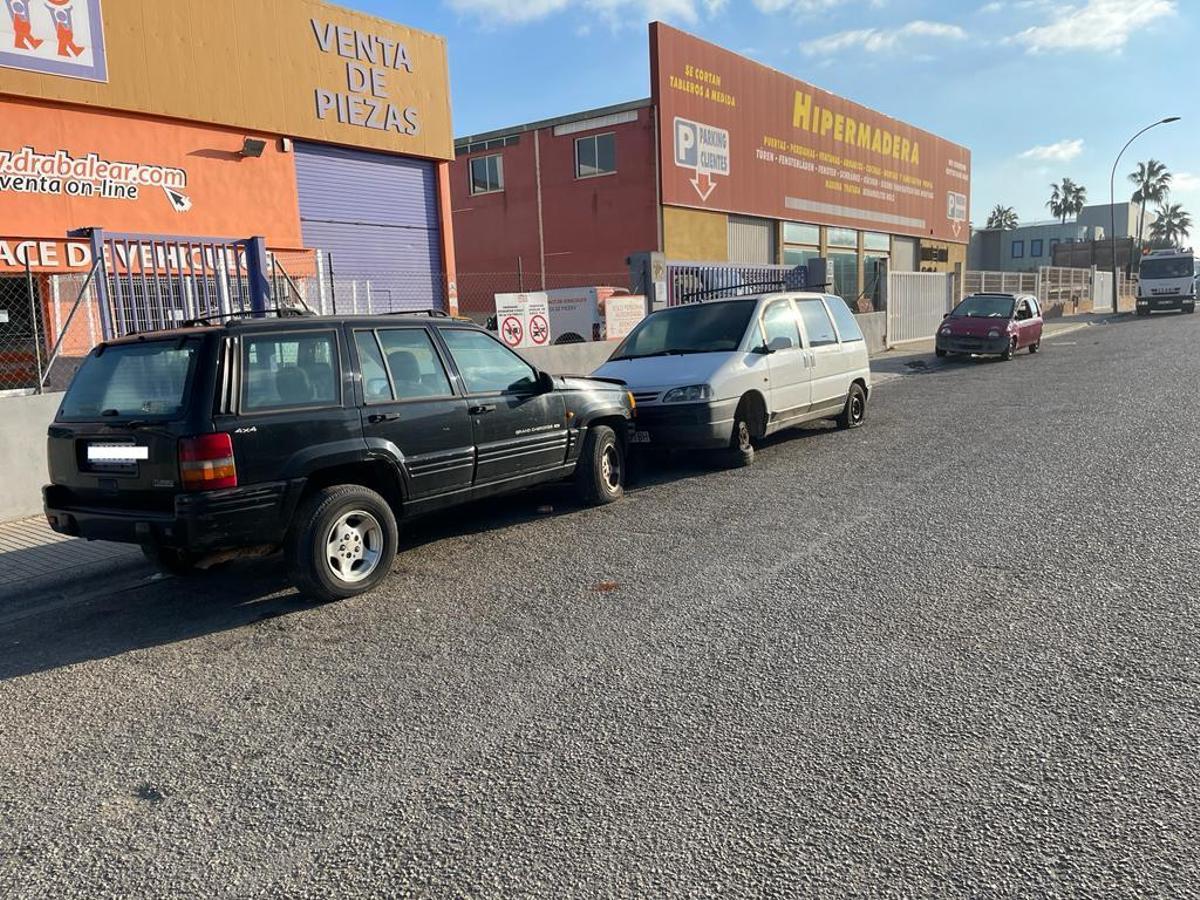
[[0, 515, 142, 600]]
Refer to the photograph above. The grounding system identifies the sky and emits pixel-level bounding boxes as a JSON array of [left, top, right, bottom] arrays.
[[349, 0, 1199, 231]]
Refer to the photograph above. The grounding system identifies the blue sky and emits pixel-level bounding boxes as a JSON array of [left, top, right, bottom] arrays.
[[350, 0, 1198, 230]]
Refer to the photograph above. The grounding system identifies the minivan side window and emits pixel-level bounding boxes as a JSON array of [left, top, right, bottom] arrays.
[[243, 331, 339, 412], [822, 295, 864, 343], [762, 300, 802, 350], [796, 299, 840, 347], [441, 329, 537, 394]]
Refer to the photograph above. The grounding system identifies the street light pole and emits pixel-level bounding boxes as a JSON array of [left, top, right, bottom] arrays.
[[1110, 117, 1181, 314]]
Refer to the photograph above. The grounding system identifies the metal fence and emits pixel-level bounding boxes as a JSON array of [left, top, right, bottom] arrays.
[[964, 267, 1138, 315], [886, 271, 954, 347], [665, 262, 809, 306]]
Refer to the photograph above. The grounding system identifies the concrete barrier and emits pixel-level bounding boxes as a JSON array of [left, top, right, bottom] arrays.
[[0, 392, 59, 522], [519, 340, 620, 375]]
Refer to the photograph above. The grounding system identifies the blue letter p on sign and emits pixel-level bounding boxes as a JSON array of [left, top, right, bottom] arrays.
[[675, 118, 698, 168]]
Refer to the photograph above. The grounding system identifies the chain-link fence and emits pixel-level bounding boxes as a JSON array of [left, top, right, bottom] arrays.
[[0, 254, 644, 394]]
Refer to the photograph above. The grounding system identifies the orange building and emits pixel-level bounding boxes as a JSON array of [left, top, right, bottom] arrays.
[[0, 0, 457, 383]]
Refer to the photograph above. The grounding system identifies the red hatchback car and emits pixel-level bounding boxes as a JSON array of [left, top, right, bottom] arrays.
[[936, 293, 1044, 360]]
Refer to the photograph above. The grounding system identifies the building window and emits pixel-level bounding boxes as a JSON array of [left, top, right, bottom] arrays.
[[469, 154, 503, 195], [863, 232, 890, 253], [1030, 239, 1044, 258], [1049, 239, 1060, 258], [783, 222, 820, 245], [1011, 240, 1025, 259], [829, 251, 859, 302], [575, 133, 616, 178], [827, 227, 858, 248]]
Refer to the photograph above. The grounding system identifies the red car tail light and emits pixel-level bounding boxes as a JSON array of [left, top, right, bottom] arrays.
[[179, 433, 237, 491]]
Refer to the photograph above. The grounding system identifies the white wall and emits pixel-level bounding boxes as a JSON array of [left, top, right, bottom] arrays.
[[0, 393, 60, 522]]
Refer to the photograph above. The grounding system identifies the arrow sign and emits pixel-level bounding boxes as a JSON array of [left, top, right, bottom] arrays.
[[952, 221, 962, 238], [690, 171, 716, 203], [163, 187, 193, 213]]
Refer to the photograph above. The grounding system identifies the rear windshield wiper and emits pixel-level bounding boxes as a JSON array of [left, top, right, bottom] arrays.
[[99, 409, 157, 428]]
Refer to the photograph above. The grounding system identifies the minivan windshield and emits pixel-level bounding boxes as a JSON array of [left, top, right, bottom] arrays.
[[1140, 257, 1194, 280], [612, 299, 758, 360], [951, 295, 1015, 319], [60, 339, 201, 420]]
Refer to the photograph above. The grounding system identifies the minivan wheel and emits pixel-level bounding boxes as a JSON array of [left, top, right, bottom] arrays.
[[287, 484, 398, 602], [1030, 341, 1041, 354], [725, 408, 756, 468], [1001, 337, 1017, 361], [142, 545, 198, 576], [575, 424, 625, 505], [837, 383, 868, 430], [1185, 304, 1196, 315]]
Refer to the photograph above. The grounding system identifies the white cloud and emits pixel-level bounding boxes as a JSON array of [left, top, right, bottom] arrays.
[[1010, 0, 1176, 53], [1018, 138, 1085, 162], [802, 20, 968, 56], [979, 1, 1004, 11], [752, 0, 851, 12], [445, 0, 724, 25], [1172, 172, 1200, 193]]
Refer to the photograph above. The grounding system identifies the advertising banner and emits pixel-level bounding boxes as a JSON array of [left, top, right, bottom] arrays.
[[651, 23, 971, 244], [0, 0, 453, 161], [0, 97, 305, 260]]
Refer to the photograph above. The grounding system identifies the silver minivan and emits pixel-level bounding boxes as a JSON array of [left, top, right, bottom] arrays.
[[593, 292, 872, 466]]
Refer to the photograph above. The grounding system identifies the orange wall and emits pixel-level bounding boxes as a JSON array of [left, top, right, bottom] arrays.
[[0, 96, 304, 249]]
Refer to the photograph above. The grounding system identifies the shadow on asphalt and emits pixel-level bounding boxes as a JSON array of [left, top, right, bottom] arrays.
[[0, 463, 726, 681]]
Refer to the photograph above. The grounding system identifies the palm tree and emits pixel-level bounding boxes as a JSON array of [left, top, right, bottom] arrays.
[[1128, 159, 1172, 253], [986, 205, 1019, 230], [1149, 203, 1193, 247], [1047, 178, 1087, 223], [1047, 182, 1064, 223]]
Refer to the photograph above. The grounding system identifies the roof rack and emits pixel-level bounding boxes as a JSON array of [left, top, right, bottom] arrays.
[[178, 307, 315, 328], [383, 309, 451, 318], [680, 279, 826, 304]]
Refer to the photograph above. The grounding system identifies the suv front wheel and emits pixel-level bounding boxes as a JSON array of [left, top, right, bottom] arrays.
[[287, 485, 399, 602], [575, 424, 625, 505]]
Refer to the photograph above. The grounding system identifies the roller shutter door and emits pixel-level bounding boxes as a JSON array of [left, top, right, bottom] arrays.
[[294, 142, 443, 312]]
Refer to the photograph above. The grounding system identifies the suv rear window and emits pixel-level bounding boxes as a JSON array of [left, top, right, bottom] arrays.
[[60, 339, 200, 420]]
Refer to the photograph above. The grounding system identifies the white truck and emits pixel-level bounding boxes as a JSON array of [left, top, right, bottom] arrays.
[[1136, 248, 1198, 316]]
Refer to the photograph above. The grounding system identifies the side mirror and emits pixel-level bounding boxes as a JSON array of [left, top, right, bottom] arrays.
[[943, 313, 950, 319], [767, 335, 794, 353], [536, 370, 556, 393]]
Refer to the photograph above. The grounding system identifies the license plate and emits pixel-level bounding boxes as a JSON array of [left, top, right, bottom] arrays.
[[629, 431, 652, 444], [88, 444, 149, 463]]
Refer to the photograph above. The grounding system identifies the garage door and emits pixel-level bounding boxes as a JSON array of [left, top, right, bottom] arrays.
[[294, 142, 443, 312]]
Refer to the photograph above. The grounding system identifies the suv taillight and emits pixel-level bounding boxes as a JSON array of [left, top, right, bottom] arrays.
[[179, 433, 237, 491]]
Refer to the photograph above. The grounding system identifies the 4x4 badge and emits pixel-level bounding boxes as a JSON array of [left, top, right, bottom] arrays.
[[234, 426, 258, 434]]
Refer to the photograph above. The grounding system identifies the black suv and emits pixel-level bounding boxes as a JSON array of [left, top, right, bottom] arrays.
[[44, 313, 634, 601]]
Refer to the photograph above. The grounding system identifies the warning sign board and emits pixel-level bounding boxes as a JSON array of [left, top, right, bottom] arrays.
[[499, 316, 523, 347], [528, 314, 550, 346], [493, 292, 551, 350]]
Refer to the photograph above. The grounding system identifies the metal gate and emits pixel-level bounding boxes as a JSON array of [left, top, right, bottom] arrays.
[[886, 271, 953, 347], [71, 227, 272, 338], [1092, 271, 1114, 313]]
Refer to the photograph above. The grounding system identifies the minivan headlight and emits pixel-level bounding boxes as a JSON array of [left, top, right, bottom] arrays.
[[987, 328, 1001, 339], [939, 326, 952, 336], [662, 384, 712, 403]]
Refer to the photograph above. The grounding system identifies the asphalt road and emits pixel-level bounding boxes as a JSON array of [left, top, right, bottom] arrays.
[[1, 313, 1197, 898]]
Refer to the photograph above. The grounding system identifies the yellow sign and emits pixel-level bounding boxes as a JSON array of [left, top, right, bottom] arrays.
[[0, 0, 454, 161]]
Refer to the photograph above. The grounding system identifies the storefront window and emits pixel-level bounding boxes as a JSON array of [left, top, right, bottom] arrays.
[[828, 227, 858, 248], [783, 222, 820, 245], [863, 232, 890, 253], [864, 253, 888, 311], [783, 247, 821, 268], [829, 251, 859, 304]]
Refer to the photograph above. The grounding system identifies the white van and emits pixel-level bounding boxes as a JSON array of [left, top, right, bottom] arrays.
[[593, 292, 872, 465]]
